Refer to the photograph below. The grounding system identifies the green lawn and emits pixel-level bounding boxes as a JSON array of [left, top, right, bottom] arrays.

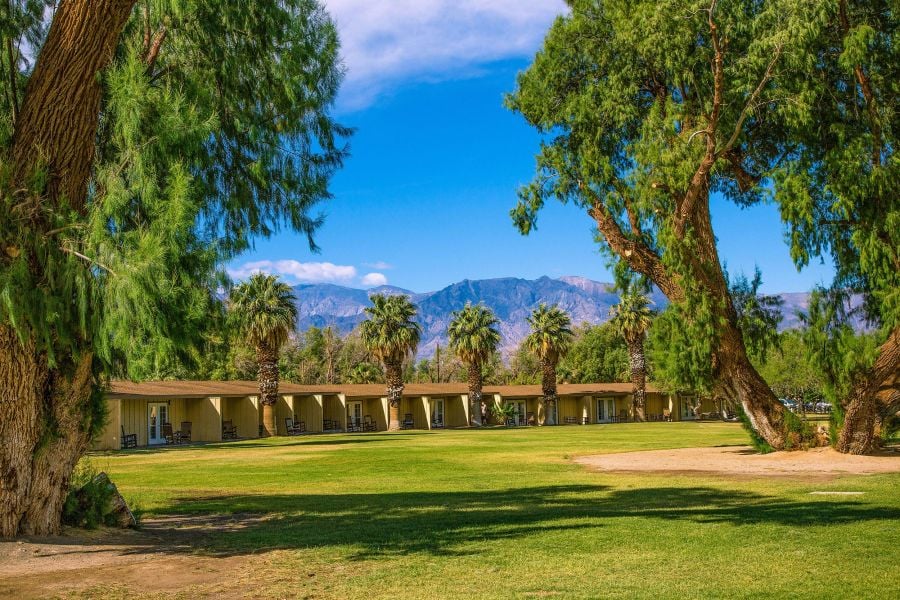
[[90, 423, 899, 599]]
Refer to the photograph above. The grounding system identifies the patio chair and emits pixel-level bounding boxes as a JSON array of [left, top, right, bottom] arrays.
[[222, 419, 238, 440], [346, 417, 361, 433], [401, 413, 415, 429], [363, 415, 378, 431], [179, 421, 192, 443], [525, 412, 535, 426], [662, 409, 672, 422], [120, 425, 137, 449], [285, 417, 306, 435], [162, 422, 179, 445]]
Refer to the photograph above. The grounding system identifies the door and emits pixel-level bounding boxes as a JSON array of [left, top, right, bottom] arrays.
[[514, 401, 526, 425], [347, 401, 362, 427], [597, 398, 616, 423], [148, 402, 168, 445], [432, 399, 444, 426]]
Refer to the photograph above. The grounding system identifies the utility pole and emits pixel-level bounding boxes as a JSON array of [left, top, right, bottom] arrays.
[[435, 344, 441, 383]]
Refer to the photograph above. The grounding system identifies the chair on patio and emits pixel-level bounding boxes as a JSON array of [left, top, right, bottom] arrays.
[[662, 408, 672, 422], [525, 412, 535, 426], [401, 413, 415, 429], [363, 415, 377, 432], [162, 422, 179, 445], [346, 417, 362, 433], [285, 417, 306, 435], [431, 417, 445, 429], [222, 419, 238, 440], [179, 421, 192, 443], [120, 425, 137, 449]]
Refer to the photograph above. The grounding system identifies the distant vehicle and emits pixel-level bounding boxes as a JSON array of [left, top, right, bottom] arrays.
[[778, 398, 799, 412]]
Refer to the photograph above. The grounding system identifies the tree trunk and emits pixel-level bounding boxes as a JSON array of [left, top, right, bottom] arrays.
[[1, 0, 136, 538], [385, 361, 403, 431], [467, 362, 483, 426], [627, 336, 646, 422], [11, 0, 136, 211], [257, 344, 279, 437], [836, 327, 900, 454], [541, 357, 557, 426]]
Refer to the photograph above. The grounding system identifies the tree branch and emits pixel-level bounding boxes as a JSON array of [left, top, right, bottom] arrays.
[[838, 0, 882, 166], [717, 44, 783, 156], [580, 182, 685, 302], [145, 25, 167, 69]]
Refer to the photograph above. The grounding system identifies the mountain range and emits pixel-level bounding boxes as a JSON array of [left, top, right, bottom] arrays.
[[292, 276, 825, 358]]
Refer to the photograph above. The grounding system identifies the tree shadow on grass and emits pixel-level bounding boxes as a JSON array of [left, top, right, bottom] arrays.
[[94, 433, 425, 455], [91, 483, 900, 559]]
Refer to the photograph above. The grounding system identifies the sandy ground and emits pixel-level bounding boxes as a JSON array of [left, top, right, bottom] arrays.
[[575, 445, 900, 479]]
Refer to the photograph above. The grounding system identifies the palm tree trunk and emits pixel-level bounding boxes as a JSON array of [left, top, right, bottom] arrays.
[[467, 362, 483, 426], [257, 344, 279, 437], [541, 357, 558, 426], [627, 336, 647, 422], [385, 361, 403, 431]]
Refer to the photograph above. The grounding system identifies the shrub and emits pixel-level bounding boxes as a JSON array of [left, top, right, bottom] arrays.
[[62, 461, 117, 529]]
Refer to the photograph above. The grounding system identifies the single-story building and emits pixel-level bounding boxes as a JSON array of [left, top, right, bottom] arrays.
[[96, 380, 715, 450]]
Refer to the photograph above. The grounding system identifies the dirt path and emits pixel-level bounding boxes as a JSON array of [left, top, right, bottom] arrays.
[[575, 445, 900, 480]]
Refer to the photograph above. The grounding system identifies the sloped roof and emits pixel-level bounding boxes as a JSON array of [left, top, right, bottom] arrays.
[[107, 380, 656, 399]]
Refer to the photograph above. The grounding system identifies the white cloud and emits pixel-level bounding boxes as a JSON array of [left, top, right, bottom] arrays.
[[363, 261, 394, 270], [360, 272, 389, 287], [228, 260, 357, 284], [324, 0, 567, 110]]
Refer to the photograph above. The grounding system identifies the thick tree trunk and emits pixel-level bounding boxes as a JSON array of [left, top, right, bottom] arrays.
[[541, 357, 557, 426], [256, 344, 279, 437], [1, 0, 136, 538], [385, 361, 403, 431], [467, 362, 483, 426], [836, 327, 900, 454], [627, 336, 647, 422]]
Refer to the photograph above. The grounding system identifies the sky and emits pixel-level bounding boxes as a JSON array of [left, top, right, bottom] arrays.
[[227, 0, 835, 295]]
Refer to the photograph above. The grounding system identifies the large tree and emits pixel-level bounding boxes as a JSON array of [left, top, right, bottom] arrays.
[[229, 274, 298, 437], [0, 0, 346, 536], [360, 294, 421, 431], [773, 0, 898, 454], [448, 302, 501, 426], [507, 0, 828, 449], [524, 304, 573, 425], [609, 292, 654, 421]]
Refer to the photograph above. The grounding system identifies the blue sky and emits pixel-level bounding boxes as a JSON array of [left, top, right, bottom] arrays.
[[228, 1, 835, 295]]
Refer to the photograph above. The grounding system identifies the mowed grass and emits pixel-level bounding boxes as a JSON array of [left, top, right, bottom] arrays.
[[90, 423, 900, 599]]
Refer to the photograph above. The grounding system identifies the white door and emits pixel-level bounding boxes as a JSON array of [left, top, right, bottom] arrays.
[[432, 399, 444, 426], [347, 401, 362, 427], [148, 402, 168, 445], [515, 401, 526, 425], [597, 398, 616, 423]]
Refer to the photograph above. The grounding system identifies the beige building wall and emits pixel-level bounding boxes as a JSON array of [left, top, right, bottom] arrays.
[[94, 398, 122, 451], [293, 395, 324, 433], [222, 396, 258, 439], [443, 395, 468, 427], [324, 395, 346, 430]]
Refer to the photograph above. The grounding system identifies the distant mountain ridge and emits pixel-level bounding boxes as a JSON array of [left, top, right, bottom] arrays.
[[293, 276, 832, 358]]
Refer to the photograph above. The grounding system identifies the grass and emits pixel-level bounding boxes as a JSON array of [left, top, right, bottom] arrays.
[[88, 422, 899, 599]]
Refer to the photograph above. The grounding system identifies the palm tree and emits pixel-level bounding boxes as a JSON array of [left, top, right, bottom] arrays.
[[448, 303, 501, 426], [525, 304, 573, 425], [229, 274, 298, 437], [360, 294, 421, 431], [609, 292, 654, 421]]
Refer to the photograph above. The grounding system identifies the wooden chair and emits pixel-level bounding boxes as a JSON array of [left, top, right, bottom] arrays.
[[346, 417, 361, 433], [285, 417, 306, 435], [222, 420, 238, 440], [525, 412, 535, 426], [162, 422, 179, 445], [120, 425, 137, 449], [363, 415, 377, 432], [564, 416, 578, 425], [401, 413, 415, 429], [179, 421, 192, 443]]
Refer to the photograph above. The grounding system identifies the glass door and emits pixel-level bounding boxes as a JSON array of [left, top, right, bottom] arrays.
[[347, 401, 362, 427], [148, 402, 168, 445], [432, 399, 444, 426]]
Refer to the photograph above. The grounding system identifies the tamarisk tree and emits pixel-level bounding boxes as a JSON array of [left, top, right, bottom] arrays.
[[774, 0, 898, 454], [507, 0, 828, 449], [0, 0, 347, 536]]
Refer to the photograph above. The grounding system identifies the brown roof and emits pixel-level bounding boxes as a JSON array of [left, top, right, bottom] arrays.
[[107, 380, 656, 399]]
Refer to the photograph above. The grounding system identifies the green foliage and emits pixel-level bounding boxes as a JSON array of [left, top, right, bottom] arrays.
[[1, 0, 348, 388], [754, 329, 824, 403], [229, 274, 298, 352], [360, 295, 421, 367], [490, 402, 517, 424], [727, 267, 783, 363], [62, 462, 116, 529], [559, 322, 629, 383], [609, 292, 654, 346], [524, 304, 574, 364], [447, 302, 501, 370]]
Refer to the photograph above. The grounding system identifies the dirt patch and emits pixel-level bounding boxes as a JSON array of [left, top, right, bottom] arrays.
[[0, 517, 262, 599], [574, 445, 900, 480]]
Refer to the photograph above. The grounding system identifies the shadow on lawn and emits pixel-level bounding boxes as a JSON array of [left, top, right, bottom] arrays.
[[91, 483, 899, 559], [97, 433, 426, 455]]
